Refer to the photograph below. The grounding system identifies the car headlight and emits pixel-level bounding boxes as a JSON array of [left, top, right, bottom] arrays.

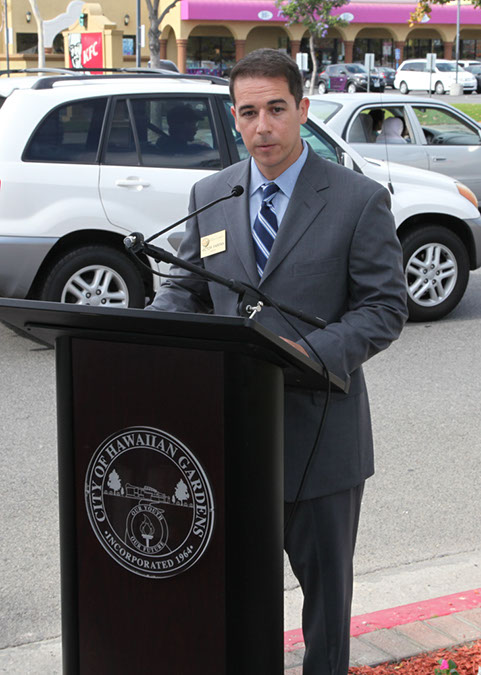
[[456, 182, 478, 208]]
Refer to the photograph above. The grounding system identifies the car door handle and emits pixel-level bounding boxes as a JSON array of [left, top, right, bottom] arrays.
[[432, 157, 447, 162], [115, 177, 151, 189]]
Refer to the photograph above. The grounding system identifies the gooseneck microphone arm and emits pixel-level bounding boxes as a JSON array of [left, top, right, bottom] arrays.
[[124, 233, 327, 330], [143, 185, 245, 244]]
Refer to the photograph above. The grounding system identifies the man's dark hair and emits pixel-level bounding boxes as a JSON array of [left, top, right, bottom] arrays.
[[229, 48, 304, 107]]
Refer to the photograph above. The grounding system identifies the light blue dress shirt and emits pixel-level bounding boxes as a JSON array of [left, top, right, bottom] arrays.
[[249, 140, 309, 232]]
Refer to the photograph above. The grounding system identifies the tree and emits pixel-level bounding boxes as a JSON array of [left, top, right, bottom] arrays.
[[145, 0, 181, 69], [409, 0, 481, 26], [28, 0, 45, 69], [174, 479, 189, 504], [107, 469, 122, 493], [275, 0, 349, 95]]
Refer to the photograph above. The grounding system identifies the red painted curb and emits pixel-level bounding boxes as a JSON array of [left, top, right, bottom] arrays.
[[284, 588, 481, 652]]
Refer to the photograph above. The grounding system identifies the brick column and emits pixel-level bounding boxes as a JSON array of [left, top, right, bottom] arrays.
[[235, 39, 246, 62], [343, 40, 354, 63], [443, 41, 454, 60], [159, 39, 167, 60], [176, 38, 188, 73], [290, 40, 301, 60]]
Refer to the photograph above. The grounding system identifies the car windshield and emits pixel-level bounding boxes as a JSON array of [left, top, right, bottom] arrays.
[[346, 65, 366, 74], [468, 66, 481, 74], [437, 63, 463, 72], [308, 99, 342, 123]]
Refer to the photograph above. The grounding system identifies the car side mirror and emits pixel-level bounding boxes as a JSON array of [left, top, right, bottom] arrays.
[[339, 70, 347, 75]]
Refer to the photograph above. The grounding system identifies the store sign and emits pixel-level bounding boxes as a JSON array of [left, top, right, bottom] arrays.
[[258, 10, 273, 20], [68, 32, 103, 69]]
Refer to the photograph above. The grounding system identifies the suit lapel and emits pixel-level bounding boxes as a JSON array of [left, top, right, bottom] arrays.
[[224, 161, 259, 285], [260, 150, 329, 285]]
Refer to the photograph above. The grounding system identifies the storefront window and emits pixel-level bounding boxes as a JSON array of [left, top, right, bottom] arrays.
[[405, 39, 444, 60], [353, 38, 394, 66], [187, 36, 235, 77], [460, 39, 481, 60], [300, 36, 342, 70]]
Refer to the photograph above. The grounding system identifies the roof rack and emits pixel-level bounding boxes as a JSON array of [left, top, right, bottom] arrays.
[[28, 68, 228, 90], [0, 67, 86, 77]]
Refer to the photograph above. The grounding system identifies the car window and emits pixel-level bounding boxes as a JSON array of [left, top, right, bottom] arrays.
[[348, 107, 412, 144], [436, 63, 458, 72], [412, 106, 481, 146], [103, 96, 222, 170], [222, 98, 250, 161], [300, 123, 339, 163], [23, 97, 107, 163], [307, 99, 342, 123], [346, 65, 366, 74]]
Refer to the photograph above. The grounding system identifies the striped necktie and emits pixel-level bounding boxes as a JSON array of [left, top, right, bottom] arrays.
[[253, 182, 280, 277]]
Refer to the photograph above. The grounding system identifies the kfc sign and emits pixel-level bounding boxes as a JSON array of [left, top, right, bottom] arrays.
[[68, 33, 103, 69]]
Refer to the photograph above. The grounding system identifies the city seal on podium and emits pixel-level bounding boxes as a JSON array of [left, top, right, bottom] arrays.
[[84, 426, 215, 579]]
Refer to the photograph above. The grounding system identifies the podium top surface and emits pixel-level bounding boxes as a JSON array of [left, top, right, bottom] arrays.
[[0, 299, 347, 393]]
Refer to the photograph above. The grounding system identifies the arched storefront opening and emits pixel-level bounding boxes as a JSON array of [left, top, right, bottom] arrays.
[[245, 26, 290, 55], [187, 26, 235, 76], [404, 29, 444, 60], [300, 29, 343, 69], [353, 28, 395, 67], [460, 29, 481, 60]]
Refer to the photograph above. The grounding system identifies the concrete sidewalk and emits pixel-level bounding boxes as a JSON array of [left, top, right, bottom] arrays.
[[1, 604, 480, 674]]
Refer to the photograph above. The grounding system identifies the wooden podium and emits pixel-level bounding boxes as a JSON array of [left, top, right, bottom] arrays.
[[0, 299, 345, 675]]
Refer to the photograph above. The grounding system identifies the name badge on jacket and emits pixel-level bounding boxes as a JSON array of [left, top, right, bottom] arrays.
[[200, 230, 226, 258]]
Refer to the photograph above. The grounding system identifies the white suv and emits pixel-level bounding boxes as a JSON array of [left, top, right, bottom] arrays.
[[394, 59, 477, 95], [0, 71, 480, 321]]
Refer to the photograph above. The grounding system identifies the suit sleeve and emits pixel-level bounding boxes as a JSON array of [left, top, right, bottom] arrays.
[[146, 182, 214, 314], [298, 185, 408, 386]]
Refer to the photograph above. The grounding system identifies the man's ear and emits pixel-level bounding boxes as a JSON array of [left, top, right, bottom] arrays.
[[231, 105, 240, 132], [299, 97, 310, 124]]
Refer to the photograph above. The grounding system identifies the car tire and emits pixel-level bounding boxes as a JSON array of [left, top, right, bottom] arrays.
[[434, 81, 445, 95], [400, 226, 470, 322], [40, 245, 146, 308], [347, 82, 357, 94], [318, 81, 327, 94], [399, 81, 409, 95]]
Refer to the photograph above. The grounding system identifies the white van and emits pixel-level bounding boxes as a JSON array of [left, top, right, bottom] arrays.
[[394, 59, 477, 95]]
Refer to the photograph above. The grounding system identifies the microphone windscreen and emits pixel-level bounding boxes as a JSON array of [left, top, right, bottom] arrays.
[[231, 185, 244, 197]]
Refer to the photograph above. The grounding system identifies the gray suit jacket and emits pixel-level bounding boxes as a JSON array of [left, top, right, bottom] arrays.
[[148, 147, 408, 500]]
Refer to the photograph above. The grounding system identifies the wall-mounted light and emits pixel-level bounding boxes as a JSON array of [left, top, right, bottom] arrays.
[[26, 11, 32, 23], [124, 14, 130, 26]]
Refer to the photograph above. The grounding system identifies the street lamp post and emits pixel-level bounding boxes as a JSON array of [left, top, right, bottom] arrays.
[[136, 0, 141, 67], [455, 0, 460, 83], [3, 0, 10, 76]]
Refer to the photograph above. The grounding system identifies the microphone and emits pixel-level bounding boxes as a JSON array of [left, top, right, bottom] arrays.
[[144, 185, 244, 245]]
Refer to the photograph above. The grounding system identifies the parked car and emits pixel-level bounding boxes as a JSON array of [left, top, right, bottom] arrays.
[[394, 59, 477, 94], [318, 63, 384, 94], [458, 60, 481, 69], [464, 64, 481, 93], [308, 92, 481, 207], [0, 72, 480, 321], [372, 66, 395, 88]]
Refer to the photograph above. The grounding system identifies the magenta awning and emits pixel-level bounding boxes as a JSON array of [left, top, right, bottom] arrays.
[[180, 0, 481, 26]]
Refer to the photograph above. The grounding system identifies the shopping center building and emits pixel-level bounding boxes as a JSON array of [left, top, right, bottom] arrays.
[[1, 0, 481, 74]]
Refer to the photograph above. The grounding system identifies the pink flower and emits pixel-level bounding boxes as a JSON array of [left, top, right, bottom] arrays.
[[440, 659, 449, 670]]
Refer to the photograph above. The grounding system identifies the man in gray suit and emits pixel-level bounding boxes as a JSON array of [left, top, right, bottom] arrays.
[[148, 49, 408, 674]]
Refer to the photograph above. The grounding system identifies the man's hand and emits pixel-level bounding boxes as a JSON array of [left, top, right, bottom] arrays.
[[280, 337, 309, 357]]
